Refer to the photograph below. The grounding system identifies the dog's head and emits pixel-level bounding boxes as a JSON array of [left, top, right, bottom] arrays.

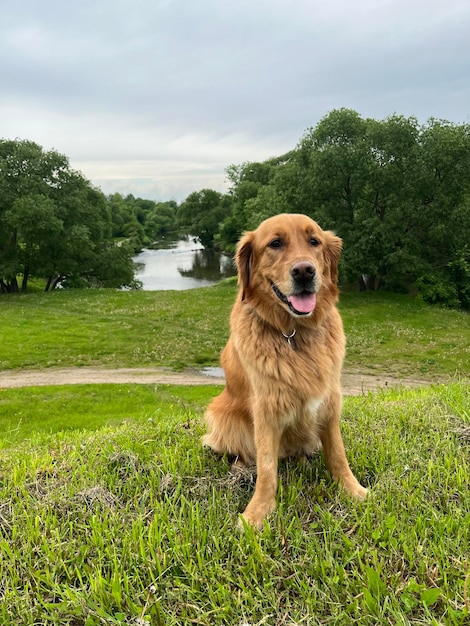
[[236, 213, 342, 318]]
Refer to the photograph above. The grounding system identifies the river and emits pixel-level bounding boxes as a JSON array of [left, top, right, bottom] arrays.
[[133, 236, 236, 290]]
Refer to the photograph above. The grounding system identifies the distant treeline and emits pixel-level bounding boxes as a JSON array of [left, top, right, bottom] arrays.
[[1, 108, 469, 307]]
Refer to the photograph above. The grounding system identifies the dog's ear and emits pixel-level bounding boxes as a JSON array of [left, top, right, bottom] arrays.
[[323, 231, 342, 285], [236, 231, 254, 300]]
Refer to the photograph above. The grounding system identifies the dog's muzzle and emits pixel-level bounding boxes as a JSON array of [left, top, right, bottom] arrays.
[[271, 283, 317, 316]]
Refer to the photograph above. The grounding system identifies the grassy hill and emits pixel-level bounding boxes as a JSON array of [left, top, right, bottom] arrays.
[[0, 284, 469, 624]]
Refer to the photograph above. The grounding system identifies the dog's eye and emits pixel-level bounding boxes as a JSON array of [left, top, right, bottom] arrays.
[[310, 237, 320, 247], [268, 239, 283, 249]]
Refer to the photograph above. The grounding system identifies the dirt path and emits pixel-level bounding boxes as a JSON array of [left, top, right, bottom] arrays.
[[0, 366, 433, 396]]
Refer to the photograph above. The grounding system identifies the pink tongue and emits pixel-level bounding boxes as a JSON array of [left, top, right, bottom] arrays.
[[288, 292, 317, 313]]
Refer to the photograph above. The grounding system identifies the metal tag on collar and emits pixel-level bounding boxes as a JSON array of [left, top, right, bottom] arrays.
[[281, 329, 296, 349]]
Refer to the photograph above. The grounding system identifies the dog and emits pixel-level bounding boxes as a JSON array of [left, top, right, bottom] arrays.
[[203, 213, 367, 528]]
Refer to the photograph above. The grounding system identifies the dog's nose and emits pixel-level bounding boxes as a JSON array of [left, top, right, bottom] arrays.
[[291, 261, 316, 283]]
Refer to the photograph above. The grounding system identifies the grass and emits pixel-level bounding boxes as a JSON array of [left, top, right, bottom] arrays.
[[0, 282, 234, 372], [0, 282, 468, 377], [0, 381, 469, 624], [0, 384, 213, 449], [0, 285, 469, 623], [340, 292, 470, 377]]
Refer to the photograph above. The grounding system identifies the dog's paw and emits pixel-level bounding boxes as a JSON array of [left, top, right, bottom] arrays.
[[340, 475, 369, 500], [237, 514, 250, 532], [238, 497, 276, 531], [237, 512, 265, 532], [358, 486, 369, 499], [350, 484, 369, 500]]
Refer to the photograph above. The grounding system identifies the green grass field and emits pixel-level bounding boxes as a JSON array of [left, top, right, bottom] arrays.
[[0, 281, 468, 376], [0, 284, 469, 624]]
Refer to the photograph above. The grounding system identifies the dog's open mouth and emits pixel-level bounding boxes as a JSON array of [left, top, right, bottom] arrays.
[[272, 283, 317, 315]]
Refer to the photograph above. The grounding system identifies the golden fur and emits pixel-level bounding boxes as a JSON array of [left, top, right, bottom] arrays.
[[203, 213, 367, 528]]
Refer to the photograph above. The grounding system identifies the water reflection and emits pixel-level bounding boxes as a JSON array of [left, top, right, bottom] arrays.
[[178, 248, 235, 282], [134, 236, 236, 290]]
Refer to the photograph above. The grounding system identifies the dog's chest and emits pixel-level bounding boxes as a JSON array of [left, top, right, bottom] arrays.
[[235, 329, 332, 398]]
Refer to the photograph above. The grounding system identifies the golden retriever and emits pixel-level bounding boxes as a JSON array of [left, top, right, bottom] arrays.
[[203, 213, 367, 528]]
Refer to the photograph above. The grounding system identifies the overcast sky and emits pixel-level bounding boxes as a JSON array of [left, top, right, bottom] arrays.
[[1, 0, 469, 201]]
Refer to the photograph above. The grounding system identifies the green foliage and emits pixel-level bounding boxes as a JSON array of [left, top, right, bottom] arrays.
[[216, 110, 470, 308], [217, 155, 294, 250], [107, 194, 179, 251], [0, 140, 136, 292], [3, 109, 470, 308], [448, 244, 470, 309], [108, 192, 146, 250], [177, 188, 233, 248], [144, 200, 179, 239]]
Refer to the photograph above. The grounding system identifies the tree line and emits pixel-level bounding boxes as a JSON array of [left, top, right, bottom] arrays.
[[179, 109, 470, 309], [0, 140, 179, 293], [1, 108, 469, 308]]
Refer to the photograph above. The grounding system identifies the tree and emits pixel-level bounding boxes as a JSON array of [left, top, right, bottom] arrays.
[[222, 110, 470, 307], [346, 114, 422, 290], [269, 111, 470, 304], [107, 193, 147, 251], [144, 200, 178, 240], [177, 189, 232, 248], [4, 194, 63, 292], [0, 139, 137, 292], [411, 119, 470, 305]]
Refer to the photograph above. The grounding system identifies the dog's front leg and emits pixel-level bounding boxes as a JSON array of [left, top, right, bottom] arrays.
[[240, 412, 281, 530], [320, 394, 368, 499]]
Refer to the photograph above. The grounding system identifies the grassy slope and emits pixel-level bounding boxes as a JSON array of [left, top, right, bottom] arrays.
[[0, 382, 468, 625], [0, 282, 468, 377], [0, 282, 234, 372], [341, 292, 470, 377]]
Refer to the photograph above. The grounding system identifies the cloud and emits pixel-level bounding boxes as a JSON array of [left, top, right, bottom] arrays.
[[1, 0, 469, 200]]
